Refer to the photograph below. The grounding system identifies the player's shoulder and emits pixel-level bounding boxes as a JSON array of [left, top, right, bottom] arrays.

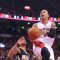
[[32, 22, 41, 27], [32, 23, 37, 27], [48, 20, 55, 24]]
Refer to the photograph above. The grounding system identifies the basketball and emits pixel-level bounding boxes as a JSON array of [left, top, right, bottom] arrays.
[[28, 27, 41, 41]]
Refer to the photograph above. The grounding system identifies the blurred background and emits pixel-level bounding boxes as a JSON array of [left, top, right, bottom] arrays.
[[0, 0, 60, 60]]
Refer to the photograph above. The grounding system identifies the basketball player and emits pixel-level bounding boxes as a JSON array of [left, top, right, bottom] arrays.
[[28, 27, 55, 60], [32, 10, 56, 47], [7, 37, 29, 60]]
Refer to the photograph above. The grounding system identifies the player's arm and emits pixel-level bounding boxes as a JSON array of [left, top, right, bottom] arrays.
[[47, 22, 56, 38], [7, 43, 20, 59], [7, 37, 24, 59]]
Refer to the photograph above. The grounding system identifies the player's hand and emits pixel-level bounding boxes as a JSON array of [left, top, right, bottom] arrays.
[[42, 29, 48, 36], [17, 36, 26, 46]]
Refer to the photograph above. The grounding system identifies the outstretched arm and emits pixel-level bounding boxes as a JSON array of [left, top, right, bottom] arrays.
[[7, 37, 24, 58], [7, 37, 26, 59], [7, 43, 20, 59]]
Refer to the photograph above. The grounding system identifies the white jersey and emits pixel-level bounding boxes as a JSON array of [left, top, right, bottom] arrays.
[[37, 21, 54, 47], [33, 37, 55, 60], [37, 21, 52, 29]]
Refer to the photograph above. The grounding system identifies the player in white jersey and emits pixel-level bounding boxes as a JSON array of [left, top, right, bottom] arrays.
[[28, 27, 55, 60], [32, 10, 56, 47]]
